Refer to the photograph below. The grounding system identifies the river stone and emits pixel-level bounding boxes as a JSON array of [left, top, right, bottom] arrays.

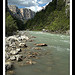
[[27, 54, 36, 58], [18, 35, 29, 41], [34, 47, 41, 50], [35, 43, 47, 46], [32, 52, 39, 56], [5, 43, 9, 47], [10, 50, 18, 55], [28, 39, 34, 42], [9, 56, 16, 61], [31, 36, 36, 38], [5, 62, 13, 71], [12, 46, 16, 49], [9, 42, 16, 47], [7, 70, 15, 75], [5, 52, 10, 60], [19, 43, 27, 48], [15, 54, 23, 61], [42, 29, 46, 32], [6, 36, 18, 42], [21, 36, 28, 40], [16, 48, 21, 52], [26, 60, 36, 65]]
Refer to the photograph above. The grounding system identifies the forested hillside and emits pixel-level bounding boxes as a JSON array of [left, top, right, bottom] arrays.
[[25, 0, 70, 33], [6, 10, 25, 36]]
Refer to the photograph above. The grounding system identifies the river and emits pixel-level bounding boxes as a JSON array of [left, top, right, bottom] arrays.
[[7, 31, 70, 75]]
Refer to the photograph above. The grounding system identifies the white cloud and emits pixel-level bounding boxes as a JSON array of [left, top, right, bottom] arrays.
[[8, 0, 52, 12], [38, 0, 52, 4], [26, 5, 43, 12]]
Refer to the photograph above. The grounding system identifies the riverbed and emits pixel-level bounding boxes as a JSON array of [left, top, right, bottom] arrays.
[[6, 31, 70, 75]]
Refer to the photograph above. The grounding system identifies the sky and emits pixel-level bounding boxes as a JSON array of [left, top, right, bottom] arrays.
[[8, 0, 52, 12]]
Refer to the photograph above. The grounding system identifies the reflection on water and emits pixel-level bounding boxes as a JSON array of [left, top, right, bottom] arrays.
[[6, 31, 70, 75]]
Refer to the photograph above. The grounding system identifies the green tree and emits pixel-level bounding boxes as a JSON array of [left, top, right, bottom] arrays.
[[6, 14, 18, 36]]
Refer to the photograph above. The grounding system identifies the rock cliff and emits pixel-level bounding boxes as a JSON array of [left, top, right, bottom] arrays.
[[8, 5, 35, 21]]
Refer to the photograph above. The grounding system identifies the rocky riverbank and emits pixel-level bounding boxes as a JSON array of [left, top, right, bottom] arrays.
[[5, 31, 48, 74], [42, 29, 70, 35]]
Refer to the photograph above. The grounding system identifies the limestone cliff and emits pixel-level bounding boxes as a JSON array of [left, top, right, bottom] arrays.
[[8, 5, 35, 21]]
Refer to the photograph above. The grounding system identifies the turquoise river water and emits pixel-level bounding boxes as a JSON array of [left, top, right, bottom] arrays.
[[7, 31, 70, 75]]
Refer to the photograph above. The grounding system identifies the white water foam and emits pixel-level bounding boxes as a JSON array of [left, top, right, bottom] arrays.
[[60, 40, 70, 43]]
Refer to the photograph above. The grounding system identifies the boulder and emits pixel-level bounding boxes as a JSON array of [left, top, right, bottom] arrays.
[[5, 52, 10, 60], [34, 47, 41, 50], [35, 43, 47, 46], [18, 35, 29, 41], [9, 56, 16, 61], [26, 60, 36, 65], [42, 29, 46, 32], [21, 35, 29, 40], [42, 29, 49, 32], [27, 54, 36, 58], [28, 39, 34, 42], [10, 50, 18, 55], [16, 48, 21, 52], [5, 62, 13, 71], [32, 52, 39, 56], [15, 54, 23, 61], [31, 36, 36, 38], [7, 70, 15, 75], [19, 43, 27, 48], [6, 36, 18, 42], [18, 37, 22, 41], [12, 46, 16, 49], [5, 43, 9, 47]]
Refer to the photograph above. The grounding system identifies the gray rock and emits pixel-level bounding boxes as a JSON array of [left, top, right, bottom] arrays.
[[18, 35, 29, 41], [12, 45, 16, 50], [42, 29, 49, 32], [15, 54, 23, 61], [35, 43, 47, 46], [5, 43, 9, 47], [42, 29, 46, 32], [5, 52, 10, 60], [19, 43, 27, 48], [16, 48, 21, 52], [5, 62, 13, 71], [6, 36, 19, 42], [26, 60, 36, 65], [10, 50, 18, 55], [9, 56, 16, 61]]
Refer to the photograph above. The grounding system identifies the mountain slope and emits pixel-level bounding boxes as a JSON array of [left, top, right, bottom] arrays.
[[25, 0, 70, 33], [8, 5, 35, 21], [6, 6, 26, 36]]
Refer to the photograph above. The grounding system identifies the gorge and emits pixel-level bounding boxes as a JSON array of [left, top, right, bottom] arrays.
[[8, 5, 35, 21], [5, 0, 70, 75]]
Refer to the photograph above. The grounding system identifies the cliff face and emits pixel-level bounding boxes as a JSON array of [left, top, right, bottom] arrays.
[[19, 8, 35, 20], [8, 5, 35, 21]]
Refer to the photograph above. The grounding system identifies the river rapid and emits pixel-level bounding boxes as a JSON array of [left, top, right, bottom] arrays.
[[6, 31, 70, 75]]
